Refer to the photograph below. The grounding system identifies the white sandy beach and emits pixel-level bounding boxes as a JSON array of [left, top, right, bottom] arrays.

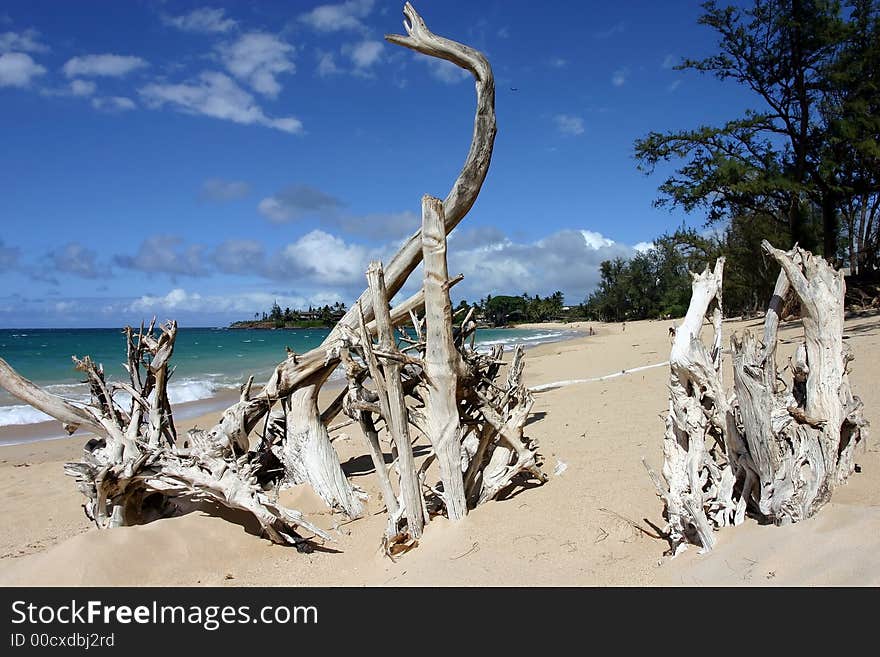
[[1, 314, 878, 586]]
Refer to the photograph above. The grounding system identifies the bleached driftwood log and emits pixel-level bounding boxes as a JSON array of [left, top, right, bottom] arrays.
[[653, 242, 868, 553], [657, 259, 739, 552], [0, 321, 329, 549]]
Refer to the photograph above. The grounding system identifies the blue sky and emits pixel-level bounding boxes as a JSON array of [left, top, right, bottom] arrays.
[[0, 0, 755, 327]]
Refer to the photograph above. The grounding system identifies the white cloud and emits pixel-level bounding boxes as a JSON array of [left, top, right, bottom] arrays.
[[0, 52, 45, 87], [162, 8, 237, 34], [423, 57, 469, 84], [446, 227, 637, 302], [62, 54, 148, 78], [139, 71, 302, 133], [91, 96, 136, 111], [662, 54, 677, 69], [554, 114, 585, 136], [634, 241, 655, 253], [200, 178, 250, 202], [271, 230, 369, 285], [344, 40, 383, 72], [667, 79, 682, 93], [69, 79, 96, 96], [316, 51, 339, 77], [580, 230, 615, 249], [497, 26, 510, 39], [549, 57, 567, 68], [299, 0, 374, 33], [217, 32, 295, 97], [0, 29, 49, 53], [612, 68, 628, 87]]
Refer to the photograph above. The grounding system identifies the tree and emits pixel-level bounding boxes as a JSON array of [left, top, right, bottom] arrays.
[[635, 0, 880, 260], [485, 294, 527, 326]]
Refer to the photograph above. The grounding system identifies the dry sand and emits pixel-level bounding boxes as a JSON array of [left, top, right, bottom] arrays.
[[1, 313, 878, 586]]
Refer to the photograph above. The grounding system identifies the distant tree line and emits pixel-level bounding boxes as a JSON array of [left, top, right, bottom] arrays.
[[583, 219, 790, 322], [231, 301, 348, 329], [454, 291, 569, 327]]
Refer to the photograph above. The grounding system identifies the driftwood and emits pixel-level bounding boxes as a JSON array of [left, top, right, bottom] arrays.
[[0, 321, 329, 550], [0, 4, 546, 553], [652, 243, 868, 553]]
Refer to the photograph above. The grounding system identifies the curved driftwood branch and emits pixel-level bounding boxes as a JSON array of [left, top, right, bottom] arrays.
[[323, 1, 496, 341], [199, 0, 497, 477]]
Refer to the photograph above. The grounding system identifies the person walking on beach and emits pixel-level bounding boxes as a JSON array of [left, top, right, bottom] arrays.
[[622, 321, 626, 332]]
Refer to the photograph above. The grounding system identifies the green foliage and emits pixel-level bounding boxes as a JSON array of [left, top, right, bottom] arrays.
[[455, 291, 568, 326], [635, 0, 880, 262], [582, 229, 716, 321]]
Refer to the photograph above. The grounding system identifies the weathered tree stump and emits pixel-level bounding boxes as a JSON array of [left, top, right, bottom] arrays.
[[651, 242, 868, 554]]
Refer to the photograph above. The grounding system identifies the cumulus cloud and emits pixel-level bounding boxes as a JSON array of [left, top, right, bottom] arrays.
[[49, 242, 101, 278], [554, 114, 584, 136], [200, 178, 250, 202], [343, 40, 383, 73], [446, 227, 636, 302], [0, 239, 20, 271], [91, 96, 136, 111], [217, 32, 295, 97], [139, 71, 302, 133], [162, 8, 237, 34], [114, 235, 209, 277], [0, 52, 45, 87], [299, 0, 374, 33], [634, 241, 655, 253], [267, 229, 370, 285], [0, 29, 49, 53], [62, 54, 148, 78], [258, 184, 343, 223]]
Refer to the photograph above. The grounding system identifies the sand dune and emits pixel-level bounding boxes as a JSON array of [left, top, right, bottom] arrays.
[[1, 313, 878, 586]]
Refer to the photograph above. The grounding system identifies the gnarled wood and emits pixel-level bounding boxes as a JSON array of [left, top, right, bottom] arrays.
[[655, 243, 869, 553]]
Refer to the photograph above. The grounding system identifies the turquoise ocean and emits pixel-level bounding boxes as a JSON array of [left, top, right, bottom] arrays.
[[0, 326, 577, 430]]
